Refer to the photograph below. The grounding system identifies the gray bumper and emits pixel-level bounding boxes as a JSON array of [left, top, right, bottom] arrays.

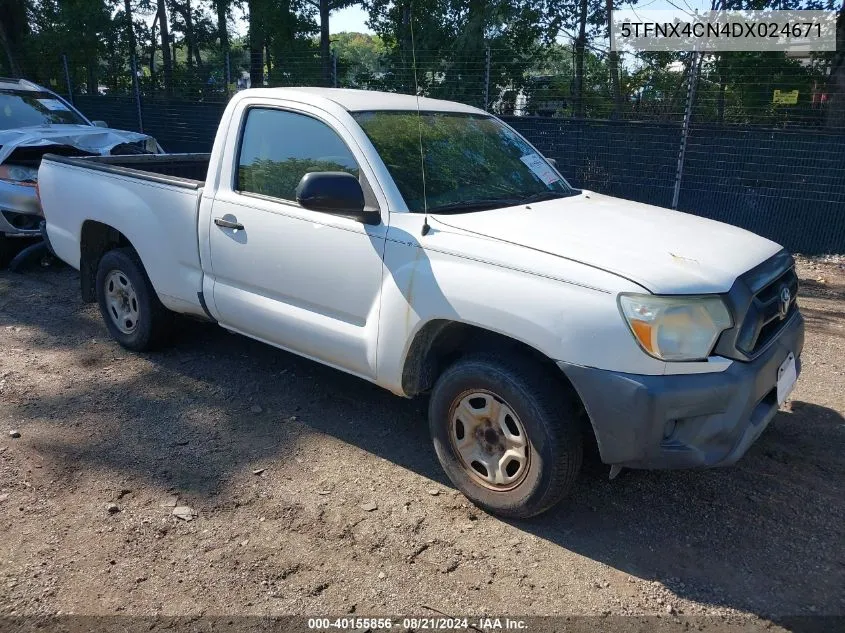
[[558, 312, 805, 469], [0, 179, 42, 236]]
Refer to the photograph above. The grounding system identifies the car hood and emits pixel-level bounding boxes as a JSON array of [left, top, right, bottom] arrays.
[[0, 124, 162, 164], [430, 191, 782, 294]]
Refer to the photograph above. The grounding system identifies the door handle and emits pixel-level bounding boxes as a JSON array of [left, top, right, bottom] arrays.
[[214, 217, 244, 230]]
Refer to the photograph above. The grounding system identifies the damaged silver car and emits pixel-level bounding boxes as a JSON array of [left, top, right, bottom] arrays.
[[0, 77, 162, 266]]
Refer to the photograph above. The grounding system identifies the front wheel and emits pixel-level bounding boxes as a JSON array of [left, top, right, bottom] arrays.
[[95, 248, 172, 351], [428, 354, 583, 518]]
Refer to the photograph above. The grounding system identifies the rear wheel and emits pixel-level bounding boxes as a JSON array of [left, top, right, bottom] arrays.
[[95, 248, 172, 351], [428, 353, 583, 518]]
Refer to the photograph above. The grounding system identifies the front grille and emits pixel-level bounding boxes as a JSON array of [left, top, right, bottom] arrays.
[[712, 250, 799, 361], [736, 266, 799, 356]]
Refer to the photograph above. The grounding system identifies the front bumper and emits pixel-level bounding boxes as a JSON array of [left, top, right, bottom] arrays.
[[0, 179, 42, 236], [558, 311, 804, 469]]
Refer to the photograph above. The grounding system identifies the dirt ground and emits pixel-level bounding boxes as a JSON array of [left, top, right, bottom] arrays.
[[0, 255, 843, 628]]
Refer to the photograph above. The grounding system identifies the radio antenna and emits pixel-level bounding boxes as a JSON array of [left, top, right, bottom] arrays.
[[409, 4, 430, 236]]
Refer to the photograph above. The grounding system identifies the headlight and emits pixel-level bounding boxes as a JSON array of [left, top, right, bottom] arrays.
[[618, 293, 732, 361], [0, 164, 38, 185]]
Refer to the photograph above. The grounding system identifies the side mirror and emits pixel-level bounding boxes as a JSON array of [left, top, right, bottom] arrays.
[[546, 157, 558, 169], [295, 172, 380, 225], [91, 120, 108, 128]]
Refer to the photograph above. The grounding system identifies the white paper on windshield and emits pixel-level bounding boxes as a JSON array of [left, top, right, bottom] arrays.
[[37, 98, 71, 112], [520, 153, 559, 185]]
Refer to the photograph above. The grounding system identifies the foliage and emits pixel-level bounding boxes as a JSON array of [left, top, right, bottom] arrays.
[[0, 0, 841, 127]]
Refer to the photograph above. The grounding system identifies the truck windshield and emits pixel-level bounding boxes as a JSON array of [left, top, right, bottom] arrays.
[[0, 90, 88, 130], [353, 110, 576, 213]]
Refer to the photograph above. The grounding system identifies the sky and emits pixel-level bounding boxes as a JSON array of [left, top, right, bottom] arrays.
[[331, 5, 373, 34]]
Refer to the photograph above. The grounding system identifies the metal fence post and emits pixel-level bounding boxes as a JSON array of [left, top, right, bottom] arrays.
[[130, 53, 144, 133], [225, 51, 232, 97], [61, 54, 74, 105], [331, 49, 338, 88], [671, 51, 701, 210], [484, 46, 491, 111]]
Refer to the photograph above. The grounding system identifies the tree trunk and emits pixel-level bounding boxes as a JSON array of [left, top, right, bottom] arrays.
[[0, 0, 27, 77], [826, 7, 845, 129], [320, 0, 331, 86], [248, 0, 264, 87], [574, 0, 588, 118], [606, 0, 621, 118], [157, 0, 173, 94], [0, 20, 21, 77], [457, 0, 486, 107], [215, 0, 229, 55], [184, 0, 195, 69], [124, 0, 137, 52], [124, 0, 140, 97], [150, 13, 158, 85]]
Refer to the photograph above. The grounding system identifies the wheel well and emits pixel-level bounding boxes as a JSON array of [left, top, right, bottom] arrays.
[[402, 320, 566, 395], [79, 221, 132, 302], [402, 320, 595, 447]]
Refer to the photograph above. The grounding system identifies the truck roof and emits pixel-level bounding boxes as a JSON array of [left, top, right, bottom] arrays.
[[239, 87, 486, 115]]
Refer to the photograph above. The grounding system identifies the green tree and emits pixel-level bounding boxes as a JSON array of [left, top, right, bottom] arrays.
[[0, 0, 28, 77], [330, 32, 387, 86], [365, 0, 552, 108], [302, 0, 360, 85]]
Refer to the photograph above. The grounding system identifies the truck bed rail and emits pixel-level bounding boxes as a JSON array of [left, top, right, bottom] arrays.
[[41, 153, 210, 189]]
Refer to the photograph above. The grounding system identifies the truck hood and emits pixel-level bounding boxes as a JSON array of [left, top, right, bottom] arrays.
[[431, 191, 782, 294], [0, 125, 162, 165]]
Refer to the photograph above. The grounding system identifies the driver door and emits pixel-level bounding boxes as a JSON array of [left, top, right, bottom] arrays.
[[206, 104, 388, 378]]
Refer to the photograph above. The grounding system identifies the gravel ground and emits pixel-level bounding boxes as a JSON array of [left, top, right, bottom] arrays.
[[0, 256, 843, 629]]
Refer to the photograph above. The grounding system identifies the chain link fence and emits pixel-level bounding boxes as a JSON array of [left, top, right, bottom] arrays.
[[4, 46, 845, 254]]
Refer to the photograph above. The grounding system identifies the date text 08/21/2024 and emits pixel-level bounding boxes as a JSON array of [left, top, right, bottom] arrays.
[[307, 617, 529, 630]]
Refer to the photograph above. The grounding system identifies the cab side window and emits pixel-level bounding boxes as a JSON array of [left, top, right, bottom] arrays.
[[237, 108, 359, 203]]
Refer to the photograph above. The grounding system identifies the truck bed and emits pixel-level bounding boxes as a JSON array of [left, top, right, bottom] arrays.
[[41, 153, 210, 187], [39, 152, 209, 319]]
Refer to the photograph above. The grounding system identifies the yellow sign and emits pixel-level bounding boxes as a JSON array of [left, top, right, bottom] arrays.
[[773, 90, 799, 105]]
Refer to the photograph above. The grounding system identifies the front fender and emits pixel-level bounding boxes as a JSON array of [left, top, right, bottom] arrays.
[[375, 230, 665, 396]]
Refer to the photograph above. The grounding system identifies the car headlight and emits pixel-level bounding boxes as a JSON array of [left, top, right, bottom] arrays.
[[0, 164, 38, 186], [618, 293, 732, 361]]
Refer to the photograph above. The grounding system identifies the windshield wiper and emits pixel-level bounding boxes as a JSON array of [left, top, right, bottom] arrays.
[[427, 198, 522, 214]]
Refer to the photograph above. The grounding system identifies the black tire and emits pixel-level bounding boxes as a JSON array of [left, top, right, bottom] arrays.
[[0, 234, 10, 268], [428, 353, 583, 518], [95, 247, 172, 351]]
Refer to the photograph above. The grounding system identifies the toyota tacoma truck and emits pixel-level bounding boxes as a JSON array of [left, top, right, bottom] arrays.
[[38, 87, 804, 518]]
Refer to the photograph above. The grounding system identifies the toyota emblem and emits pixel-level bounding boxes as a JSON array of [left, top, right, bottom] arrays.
[[779, 286, 791, 319]]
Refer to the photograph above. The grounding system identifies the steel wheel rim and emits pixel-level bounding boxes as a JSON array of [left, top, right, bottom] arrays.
[[104, 269, 139, 335], [448, 389, 530, 491]]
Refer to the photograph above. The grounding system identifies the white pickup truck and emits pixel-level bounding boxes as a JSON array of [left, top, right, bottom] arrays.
[[38, 88, 804, 518]]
